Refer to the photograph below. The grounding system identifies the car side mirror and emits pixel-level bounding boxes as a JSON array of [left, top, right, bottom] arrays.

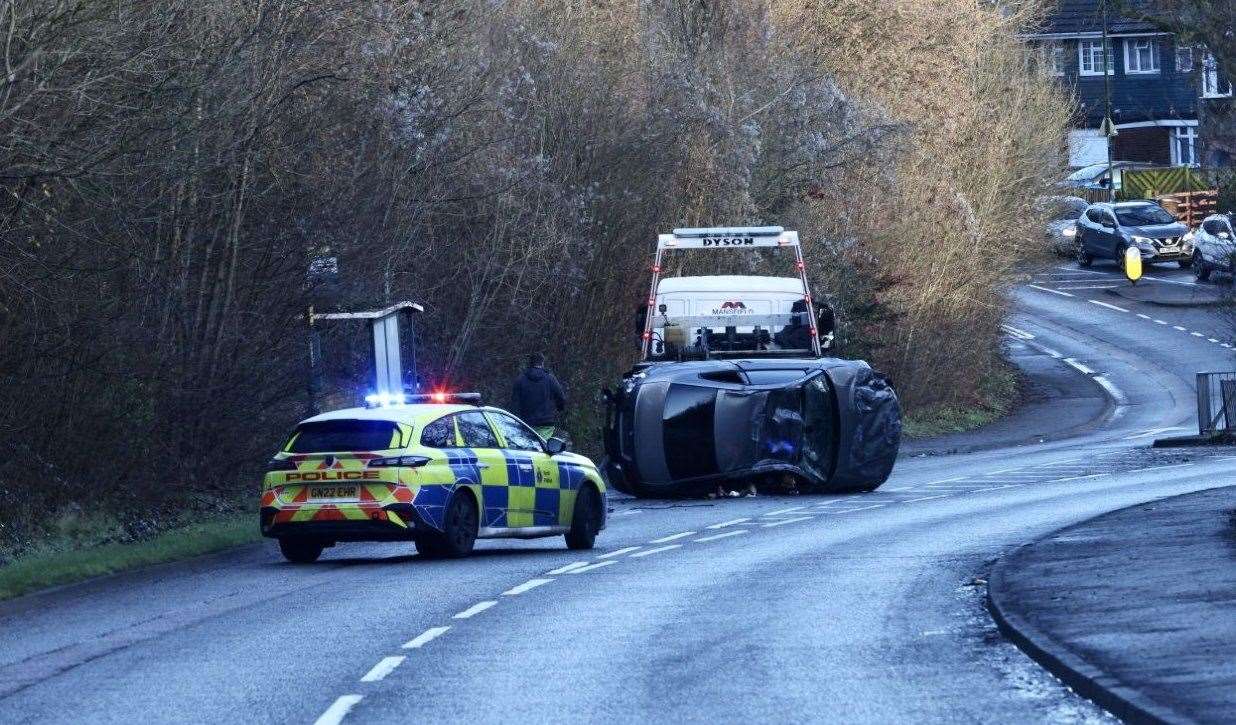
[[545, 436, 568, 455]]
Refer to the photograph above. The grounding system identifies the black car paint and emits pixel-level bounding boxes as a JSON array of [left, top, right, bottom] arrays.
[[602, 358, 901, 497]]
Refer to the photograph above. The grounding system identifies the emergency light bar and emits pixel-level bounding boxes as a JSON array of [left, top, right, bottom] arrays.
[[364, 391, 482, 407], [658, 227, 799, 250]]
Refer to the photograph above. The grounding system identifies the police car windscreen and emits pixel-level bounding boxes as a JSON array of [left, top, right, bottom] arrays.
[[289, 420, 399, 453]]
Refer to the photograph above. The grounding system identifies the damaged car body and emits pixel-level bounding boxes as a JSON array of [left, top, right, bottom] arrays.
[[602, 358, 901, 497]]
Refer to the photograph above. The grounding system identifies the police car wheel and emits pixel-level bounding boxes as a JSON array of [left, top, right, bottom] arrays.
[[420, 492, 478, 558], [565, 486, 601, 550], [279, 538, 324, 564]]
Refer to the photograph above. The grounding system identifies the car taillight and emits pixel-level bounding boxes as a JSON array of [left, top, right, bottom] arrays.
[[267, 458, 298, 472], [368, 456, 431, 468]]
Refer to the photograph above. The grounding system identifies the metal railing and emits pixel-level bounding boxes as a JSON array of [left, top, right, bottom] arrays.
[[1197, 372, 1236, 435]]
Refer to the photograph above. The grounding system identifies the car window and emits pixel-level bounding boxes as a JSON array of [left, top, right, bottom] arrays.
[[420, 416, 457, 448], [288, 419, 400, 453], [1115, 205, 1175, 226], [1085, 208, 1105, 224], [457, 411, 500, 448], [489, 412, 544, 452]]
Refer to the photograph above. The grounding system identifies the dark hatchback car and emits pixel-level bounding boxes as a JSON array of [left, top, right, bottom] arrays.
[[601, 358, 901, 498], [1075, 201, 1191, 269]]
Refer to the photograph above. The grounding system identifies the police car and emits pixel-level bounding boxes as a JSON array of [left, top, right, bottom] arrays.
[[260, 393, 606, 562]]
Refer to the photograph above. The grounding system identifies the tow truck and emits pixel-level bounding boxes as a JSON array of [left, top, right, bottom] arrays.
[[604, 226, 901, 498]]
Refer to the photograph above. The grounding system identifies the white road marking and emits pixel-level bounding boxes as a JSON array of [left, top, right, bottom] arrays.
[[1055, 473, 1107, 482], [1154, 319, 1168, 325], [696, 530, 749, 543], [926, 475, 967, 485], [762, 516, 815, 528], [315, 695, 363, 725], [1136, 313, 1152, 319], [502, 578, 554, 596], [649, 531, 696, 544], [596, 546, 641, 559], [1224, 343, 1233, 349], [569, 560, 617, 574], [1209, 338, 1220, 343], [902, 495, 949, 503], [403, 626, 450, 649], [764, 506, 806, 516], [1174, 325, 1188, 331], [1123, 426, 1186, 440], [453, 601, 497, 619], [546, 561, 591, 575], [705, 518, 751, 529], [1093, 375, 1130, 407], [1061, 284, 1119, 290], [1063, 357, 1095, 375], [1028, 284, 1074, 297], [1191, 331, 1205, 337], [630, 544, 682, 558], [1089, 299, 1128, 313], [360, 656, 405, 682], [830, 504, 885, 512], [1143, 274, 1200, 287], [1039, 346, 1064, 358], [1001, 324, 1035, 340], [612, 509, 643, 517]]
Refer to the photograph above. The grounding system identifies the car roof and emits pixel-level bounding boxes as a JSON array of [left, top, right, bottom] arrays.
[[300, 404, 481, 426]]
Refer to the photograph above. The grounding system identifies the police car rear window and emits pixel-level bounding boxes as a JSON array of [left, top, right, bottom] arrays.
[[288, 420, 400, 453]]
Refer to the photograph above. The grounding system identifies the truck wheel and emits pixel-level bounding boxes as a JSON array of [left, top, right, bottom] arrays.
[[565, 486, 602, 550], [419, 491, 478, 558], [279, 538, 324, 564]]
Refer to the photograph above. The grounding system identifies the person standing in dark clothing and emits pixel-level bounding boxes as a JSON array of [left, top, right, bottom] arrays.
[[511, 353, 566, 439]]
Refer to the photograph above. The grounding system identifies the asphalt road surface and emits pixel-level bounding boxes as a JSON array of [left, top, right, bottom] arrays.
[[1, 263, 1234, 724]]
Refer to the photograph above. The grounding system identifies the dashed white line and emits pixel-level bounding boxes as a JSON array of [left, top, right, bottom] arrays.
[[546, 561, 591, 575], [1055, 473, 1107, 482], [1209, 338, 1220, 343], [705, 518, 751, 530], [502, 578, 554, 596], [1223, 343, 1233, 349], [762, 516, 815, 528], [1063, 357, 1095, 375], [1089, 299, 1128, 312], [1191, 331, 1205, 337], [902, 495, 949, 503], [403, 626, 450, 649], [569, 560, 617, 574], [1154, 319, 1168, 325], [360, 656, 405, 682], [649, 531, 696, 544], [1001, 324, 1035, 340], [1174, 325, 1188, 331], [1061, 284, 1119, 290], [630, 544, 682, 558], [1093, 375, 1129, 406], [1136, 313, 1152, 320], [696, 530, 749, 543], [764, 506, 806, 516], [596, 546, 641, 559], [453, 600, 497, 619], [1028, 284, 1074, 297], [315, 695, 363, 725]]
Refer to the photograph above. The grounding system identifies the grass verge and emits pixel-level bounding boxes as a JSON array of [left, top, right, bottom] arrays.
[[0, 515, 259, 602], [903, 365, 1021, 439]]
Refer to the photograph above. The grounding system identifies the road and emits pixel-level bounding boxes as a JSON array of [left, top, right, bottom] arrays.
[[1, 262, 1233, 724]]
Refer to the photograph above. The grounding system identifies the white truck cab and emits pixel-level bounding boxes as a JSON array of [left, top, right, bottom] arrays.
[[639, 227, 830, 360]]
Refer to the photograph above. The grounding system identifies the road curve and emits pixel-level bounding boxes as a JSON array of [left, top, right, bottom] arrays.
[[0, 268, 1233, 724]]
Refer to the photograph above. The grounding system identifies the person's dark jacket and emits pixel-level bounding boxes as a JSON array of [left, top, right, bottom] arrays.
[[511, 366, 566, 426]]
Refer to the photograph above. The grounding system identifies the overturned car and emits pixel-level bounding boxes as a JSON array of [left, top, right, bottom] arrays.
[[601, 358, 901, 497]]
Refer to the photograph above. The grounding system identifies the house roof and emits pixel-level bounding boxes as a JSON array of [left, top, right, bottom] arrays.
[[1035, 0, 1163, 36]]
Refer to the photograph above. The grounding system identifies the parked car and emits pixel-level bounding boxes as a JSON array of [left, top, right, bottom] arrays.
[[1036, 195, 1089, 256], [1189, 214, 1236, 282], [1060, 161, 1158, 193], [1075, 201, 1192, 270]]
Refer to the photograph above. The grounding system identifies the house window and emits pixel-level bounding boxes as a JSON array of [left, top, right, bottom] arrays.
[[1176, 47, 1194, 73], [1202, 54, 1233, 98], [1171, 126, 1198, 167], [1079, 39, 1113, 76], [1043, 41, 1066, 76], [1123, 38, 1160, 74]]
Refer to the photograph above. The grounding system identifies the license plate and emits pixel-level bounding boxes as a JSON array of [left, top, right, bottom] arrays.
[[1159, 246, 1178, 253], [307, 485, 360, 501]]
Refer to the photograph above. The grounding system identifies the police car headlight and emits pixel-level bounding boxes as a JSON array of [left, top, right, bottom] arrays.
[[368, 455, 430, 468]]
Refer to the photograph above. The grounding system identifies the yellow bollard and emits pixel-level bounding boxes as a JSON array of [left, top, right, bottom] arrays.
[[1124, 246, 1142, 284]]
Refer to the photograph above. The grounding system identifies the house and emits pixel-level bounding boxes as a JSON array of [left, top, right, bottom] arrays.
[[1027, 1, 1231, 168]]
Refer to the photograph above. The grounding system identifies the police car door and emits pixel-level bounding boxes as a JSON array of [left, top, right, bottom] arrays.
[[453, 411, 511, 529], [488, 411, 562, 528]]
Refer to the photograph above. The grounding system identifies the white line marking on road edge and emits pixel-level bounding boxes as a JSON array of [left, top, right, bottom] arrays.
[[596, 546, 641, 559], [696, 530, 749, 543], [1001, 324, 1035, 340], [838, 504, 886, 511], [1191, 331, 1205, 337], [902, 495, 949, 503], [1093, 375, 1130, 407], [403, 626, 450, 649], [1028, 284, 1074, 297], [453, 601, 497, 619], [649, 531, 695, 544], [1063, 357, 1095, 375], [1224, 343, 1234, 349], [1136, 313, 1152, 319], [1148, 462, 1196, 472], [1123, 426, 1186, 440], [315, 695, 363, 725], [1154, 319, 1168, 325], [502, 578, 554, 596], [1055, 473, 1107, 482], [569, 560, 618, 574], [630, 544, 682, 558], [763, 516, 815, 528], [1174, 325, 1188, 331], [1209, 338, 1220, 343], [1089, 299, 1128, 312], [360, 656, 405, 682], [546, 561, 590, 575], [764, 506, 806, 516], [705, 518, 750, 529], [1060, 285, 1119, 290]]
